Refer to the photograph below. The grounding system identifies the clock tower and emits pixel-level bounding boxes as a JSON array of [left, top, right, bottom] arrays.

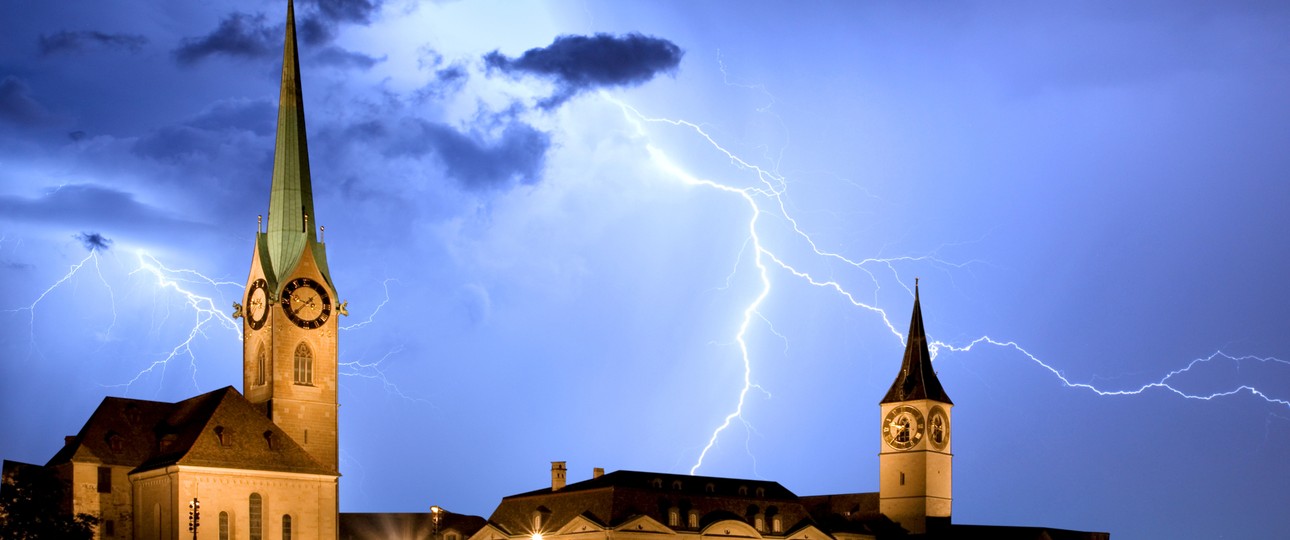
[[879, 282, 952, 534], [239, 0, 341, 473]]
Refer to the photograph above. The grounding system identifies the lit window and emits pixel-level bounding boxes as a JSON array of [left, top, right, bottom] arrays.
[[219, 512, 229, 540], [772, 516, 782, 534], [668, 508, 679, 527], [688, 511, 699, 529], [293, 342, 313, 385], [250, 493, 263, 540], [97, 466, 111, 493], [283, 514, 292, 540], [754, 515, 764, 531]]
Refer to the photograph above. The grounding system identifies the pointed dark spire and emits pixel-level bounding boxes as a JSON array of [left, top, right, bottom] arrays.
[[881, 281, 952, 404], [265, 0, 316, 282]]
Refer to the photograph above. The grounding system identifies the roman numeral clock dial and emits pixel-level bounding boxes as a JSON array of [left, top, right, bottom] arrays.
[[281, 277, 331, 329], [883, 405, 926, 450]]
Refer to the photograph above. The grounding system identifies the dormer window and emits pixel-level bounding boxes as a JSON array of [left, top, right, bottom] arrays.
[[215, 426, 228, 446], [738, 486, 748, 496], [105, 431, 124, 453], [755, 487, 765, 498], [672, 480, 683, 490], [651, 478, 663, 489], [705, 483, 715, 494], [668, 507, 680, 527]]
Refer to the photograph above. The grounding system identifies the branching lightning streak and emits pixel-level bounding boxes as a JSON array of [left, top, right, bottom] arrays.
[[6, 250, 100, 344], [341, 278, 396, 331], [338, 347, 434, 406], [606, 94, 1290, 476], [114, 252, 243, 391]]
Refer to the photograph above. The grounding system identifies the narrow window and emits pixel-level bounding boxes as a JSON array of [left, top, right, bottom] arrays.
[[688, 511, 699, 529], [97, 466, 111, 493], [264, 431, 275, 450], [215, 426, 226, 446], [255, 345, 267, 386], [754, 515, 764, 531], [282, 514, 292, 540], [668, 507, 679, 527], [249, 493, 263, 540], [104, 519, 115, 537], [899, 472, 905, 486], [772, 516, 782, 534], [293, 342, 313, 385], [219, 512, 229, 540]]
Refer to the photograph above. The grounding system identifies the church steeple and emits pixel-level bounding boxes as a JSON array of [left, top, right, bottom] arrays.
[[264, 0, 318, 285], [881, 281, 952, 405], [240, 0, 341, 474]]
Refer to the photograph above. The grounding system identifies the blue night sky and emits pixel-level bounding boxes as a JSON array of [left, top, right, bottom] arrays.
[[3, 1, 1289, 538]]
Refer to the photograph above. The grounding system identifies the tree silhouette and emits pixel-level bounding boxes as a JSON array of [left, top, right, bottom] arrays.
[[0, 461, 97, 539]]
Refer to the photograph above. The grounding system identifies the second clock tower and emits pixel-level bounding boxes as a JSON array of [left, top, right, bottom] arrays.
[[878, 282, 953, 534], [239, 0, 340, 474]]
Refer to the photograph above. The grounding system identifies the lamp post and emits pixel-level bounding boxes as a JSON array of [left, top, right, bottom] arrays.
[[430, 505, 442, 540], [188, 498, 200, 540]]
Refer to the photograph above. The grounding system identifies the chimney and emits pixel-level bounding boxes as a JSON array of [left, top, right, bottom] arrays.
[[593, 467, 604, 479], [551, 461, 567, 491]]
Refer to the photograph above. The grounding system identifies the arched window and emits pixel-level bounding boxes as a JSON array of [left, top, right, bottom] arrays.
[[293, 342, 313, 385], [651, 478, 663, 489], [219, 512, 230, 540], [249, 493, 263, 540], [688, 511, 699, 529], [668, 507, 680, 527], [282, 514, 292, 540], [672, 480, 683, 490], [771, 516, 782, 534], [255, 345, 267, 385], [755, 487, 765, 498]]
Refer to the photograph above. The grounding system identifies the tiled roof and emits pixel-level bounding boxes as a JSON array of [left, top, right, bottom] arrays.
[[48, 386, 334, 477], [490, 470, 814, 536]]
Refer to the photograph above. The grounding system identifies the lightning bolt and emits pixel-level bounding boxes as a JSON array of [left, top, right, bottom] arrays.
[[603, 93, 1290, 475], [109, 251, 244, 391]]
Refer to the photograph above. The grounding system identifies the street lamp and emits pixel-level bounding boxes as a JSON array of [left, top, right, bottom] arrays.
[[430, 505, 442, 540], [188, 498, 200, 540]]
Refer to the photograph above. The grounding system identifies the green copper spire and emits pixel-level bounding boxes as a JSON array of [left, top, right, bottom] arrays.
[[265, 0, 316, 284]]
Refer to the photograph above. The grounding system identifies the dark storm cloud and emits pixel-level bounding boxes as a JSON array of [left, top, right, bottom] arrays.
[[0, 185, 194, 231], [133, 98, 275, 161], [174, 12, 280, 65], [0, 76, 56, 127], [313, 46, 384, 70], [484, 33, 683, 109], [38, 31, 148, 56], [310, 0, 384, 25], [73, 232, 113, 252], [299, 0, 386, 45], [391, 119, 550, 190]]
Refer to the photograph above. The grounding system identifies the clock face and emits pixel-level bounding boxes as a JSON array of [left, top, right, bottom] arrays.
[[928, 405, 950, 450], [281, 277, 331, 329], [246, 278, 269, 330], [883, 405, 926, 450]]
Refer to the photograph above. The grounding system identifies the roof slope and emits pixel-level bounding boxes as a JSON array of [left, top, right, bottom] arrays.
[[490, 470, 813, 535], [49, 386, 334, 477], [881, 284, 952, 404]]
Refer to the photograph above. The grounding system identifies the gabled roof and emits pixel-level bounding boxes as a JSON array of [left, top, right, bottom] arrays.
[[49, 386, 334, 477], [489, 470, 813, 536], [881, 283, 952, 405]]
